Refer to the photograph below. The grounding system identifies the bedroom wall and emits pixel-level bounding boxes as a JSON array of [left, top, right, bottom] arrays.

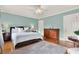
[[0, 12, 38, 32], [43, 8, 79, 40]]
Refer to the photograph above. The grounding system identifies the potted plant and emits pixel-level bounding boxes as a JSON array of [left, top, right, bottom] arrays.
[[74, 30, 79, 35]]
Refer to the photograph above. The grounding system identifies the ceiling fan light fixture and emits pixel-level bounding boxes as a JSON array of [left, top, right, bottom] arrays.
[[36, 8, 43, 15]]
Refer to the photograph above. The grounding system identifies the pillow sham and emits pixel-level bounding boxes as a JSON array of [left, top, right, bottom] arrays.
[[24, 27, 30, 32], [17, 28, 23, 32], [12, 28, 23, 33], [12, 28, 18, 33]]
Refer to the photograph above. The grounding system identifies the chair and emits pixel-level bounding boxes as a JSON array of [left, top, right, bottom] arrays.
[[68, 36, 79, 47], [0, 28, 4, 53]]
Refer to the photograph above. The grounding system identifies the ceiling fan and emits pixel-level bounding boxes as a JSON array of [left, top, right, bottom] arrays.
[[35, 5, 44, 15]]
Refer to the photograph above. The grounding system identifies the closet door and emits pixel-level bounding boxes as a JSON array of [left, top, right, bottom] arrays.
[[63, 13, 79, 39]]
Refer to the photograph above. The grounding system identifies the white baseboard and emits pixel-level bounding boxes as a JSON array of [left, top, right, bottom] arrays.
[[60, 37, 70, 41]]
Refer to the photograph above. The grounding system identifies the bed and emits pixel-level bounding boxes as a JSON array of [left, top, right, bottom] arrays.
[[10, 26, 42, 49], [11, 41, 66, 54], [0, 29, 4, 53]]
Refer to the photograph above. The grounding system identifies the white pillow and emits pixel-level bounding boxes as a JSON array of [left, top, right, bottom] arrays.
[[17, 28, 23, 32], [24, 27, 29, 30], [24, 27, 30, 32], [12, 29, 18, 33], [12, 28, 24, 33]]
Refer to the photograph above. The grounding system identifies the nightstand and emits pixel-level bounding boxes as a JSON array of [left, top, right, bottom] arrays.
[[3, 32, 11, 41]]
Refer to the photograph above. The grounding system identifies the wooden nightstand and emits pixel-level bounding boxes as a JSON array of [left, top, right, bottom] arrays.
[[3, 32, 11, 41]]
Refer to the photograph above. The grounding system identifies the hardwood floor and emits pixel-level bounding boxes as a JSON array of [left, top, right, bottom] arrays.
[[59, 40, 75, 48], [3, 41, 13, 53], [3, 40, 76, 53]]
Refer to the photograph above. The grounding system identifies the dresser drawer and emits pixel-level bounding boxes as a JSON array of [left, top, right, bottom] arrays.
[[49, 31, 57, 39], [44, 29, 59, 43], [46, 38, 58, 43]]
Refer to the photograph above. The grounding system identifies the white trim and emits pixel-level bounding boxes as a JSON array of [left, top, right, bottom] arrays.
[[60, 37, 70, 41], [1, 7, 79, 19], [41, 7, 79, 19]]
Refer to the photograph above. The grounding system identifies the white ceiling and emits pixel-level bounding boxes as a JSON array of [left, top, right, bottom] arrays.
[[0, 5, 79, 19]]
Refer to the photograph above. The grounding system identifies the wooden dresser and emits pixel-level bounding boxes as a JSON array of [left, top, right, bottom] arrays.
[[3, 32, 11, 41], [44, 28, 59, 43]]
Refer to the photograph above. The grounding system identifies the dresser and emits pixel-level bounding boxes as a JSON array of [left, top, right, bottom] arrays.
[[44, 28, 59, 43]]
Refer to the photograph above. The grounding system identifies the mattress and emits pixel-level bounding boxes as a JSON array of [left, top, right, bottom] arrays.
[[11, 41, 66, 54]]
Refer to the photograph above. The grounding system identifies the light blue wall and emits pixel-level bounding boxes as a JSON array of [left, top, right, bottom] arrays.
[[43, 8, 79, 39], [1, 8, 79, 38], [0, 12, 38, 32]]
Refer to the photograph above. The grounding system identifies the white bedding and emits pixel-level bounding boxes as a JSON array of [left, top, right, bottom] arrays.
[[0, 29, 4, 53], [11, 32, 42, 49]]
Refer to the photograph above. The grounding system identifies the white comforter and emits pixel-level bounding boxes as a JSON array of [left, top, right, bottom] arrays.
[[11, 32, 42, 48]]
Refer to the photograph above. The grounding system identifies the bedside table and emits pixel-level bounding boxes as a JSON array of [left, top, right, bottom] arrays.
[[3, 32, 11, 41]]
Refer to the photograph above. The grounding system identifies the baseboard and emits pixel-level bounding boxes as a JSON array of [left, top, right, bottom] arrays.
[[60, 37, 70, 41]]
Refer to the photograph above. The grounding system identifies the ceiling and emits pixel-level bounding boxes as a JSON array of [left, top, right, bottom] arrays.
[[0, 5, 79, 19]]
